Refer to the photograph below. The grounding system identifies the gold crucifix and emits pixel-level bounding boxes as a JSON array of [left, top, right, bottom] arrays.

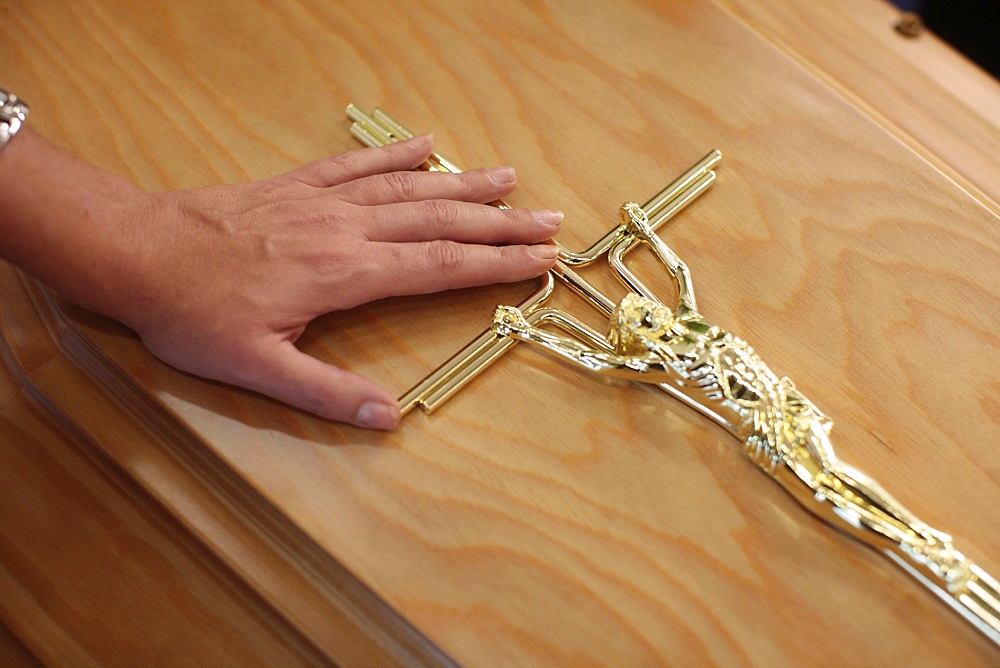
[[347, 104, 720, 415], [345, 105, 1000, 647]]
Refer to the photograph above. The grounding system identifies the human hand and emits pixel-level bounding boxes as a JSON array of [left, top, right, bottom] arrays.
[[104, 135, 559, 430]]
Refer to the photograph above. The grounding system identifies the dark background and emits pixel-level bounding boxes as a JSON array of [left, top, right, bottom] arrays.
[[891, 0, 999, 78]]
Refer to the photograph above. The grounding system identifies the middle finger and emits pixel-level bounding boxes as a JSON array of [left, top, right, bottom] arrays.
[[365, 200, 563, 244], [336, 166, 518, 206]]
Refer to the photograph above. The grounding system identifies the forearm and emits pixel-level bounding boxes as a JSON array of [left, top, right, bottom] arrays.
[[0, 128, 147, 320], [1, 127, 559, 428]]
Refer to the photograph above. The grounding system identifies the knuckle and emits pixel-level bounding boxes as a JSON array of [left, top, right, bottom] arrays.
[[425, 199, 459, 232], [327, 150, 363, 176], [256, 178, 290, 197], [458, 171, 483, 196], [493, 244, 521, 266], [425, 240, 466, 273], [495, 244, 536, 277], [383, 171, 416, 201], [501, 206, 524, 225], [295, 205, 350, 230]]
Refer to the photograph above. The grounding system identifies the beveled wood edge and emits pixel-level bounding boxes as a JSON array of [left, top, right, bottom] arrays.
[[0, 599, 41, 666], [1, 264, 455, 666], [0, 352, 334, 665], [712, 0, 1000, 216]]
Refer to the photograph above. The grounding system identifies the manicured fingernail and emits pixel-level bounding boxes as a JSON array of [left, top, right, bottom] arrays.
[[489, 166, 516, 185], [409, 133, 433, 144], [533, 209, 564, 228], [529, 244, 559, 261], [355, 401, 400, 430]]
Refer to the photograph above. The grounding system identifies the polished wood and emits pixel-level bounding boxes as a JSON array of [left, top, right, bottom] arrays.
[[719, 0, 1000, 212], [0, 268, 445, 666], [0, 618, 39, 667], [2, 0, 999, 664]]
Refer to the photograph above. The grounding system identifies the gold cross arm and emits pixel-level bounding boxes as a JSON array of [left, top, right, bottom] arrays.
[[346, 103, 720, 416], [345, 104, 1000, 648]]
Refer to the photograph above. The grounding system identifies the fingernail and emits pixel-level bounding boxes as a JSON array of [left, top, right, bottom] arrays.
[[489, 166, 516, 185], [355, 401, 400, 431], [529, 244, 559, 262], [409, 133, 433, 144], [533, 209, 564, 228]]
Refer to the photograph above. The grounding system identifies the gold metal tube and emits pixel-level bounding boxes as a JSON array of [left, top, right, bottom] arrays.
[[346, 103, 394, 145], [423, 303, 602, 412], [421, 337, 517, 412], [556, 149, 721, 267], [550, 263, 616, 316], [420, 263, 624, 412], [608, 171, 716, 299], [348, 104, 453, 172], [400, 272, 555, 414], [645, 149, 721, 220], [347, 106, 718, 263], [371, 107, 413, 140], [372, 109, 465, 174], [345, 104, 719, 415], [349, 123, 382, 149]]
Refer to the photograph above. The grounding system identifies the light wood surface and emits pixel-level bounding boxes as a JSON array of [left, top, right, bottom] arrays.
[[719, 0, 1000, 213], [2, 0, 999, 664]]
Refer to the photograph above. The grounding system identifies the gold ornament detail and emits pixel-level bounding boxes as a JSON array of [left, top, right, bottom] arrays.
[[347, 104, 1000, 648]]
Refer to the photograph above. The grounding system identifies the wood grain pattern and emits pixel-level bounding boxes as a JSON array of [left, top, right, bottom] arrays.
[[0, 266, 448, 666], [2, 0, 999, 664], [0, 277, 314, 665], [718, 0, 1000, 212]]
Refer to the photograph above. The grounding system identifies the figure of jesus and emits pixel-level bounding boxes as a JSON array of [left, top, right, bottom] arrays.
[[492, 202, 991, 605]]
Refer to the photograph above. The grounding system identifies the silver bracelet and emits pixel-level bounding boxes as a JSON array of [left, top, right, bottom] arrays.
[[0, 87, 29, 151]]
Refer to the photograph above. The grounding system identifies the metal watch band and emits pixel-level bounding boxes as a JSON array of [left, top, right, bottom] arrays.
[[0, 88, 29, 151]]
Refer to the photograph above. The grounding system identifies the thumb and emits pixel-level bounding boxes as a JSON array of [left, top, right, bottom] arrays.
[[252, 341, 401, 430]]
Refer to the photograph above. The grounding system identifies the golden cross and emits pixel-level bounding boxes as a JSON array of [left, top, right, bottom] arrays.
[[346, 103, 720, 416], [346, 104, 1000, 647]]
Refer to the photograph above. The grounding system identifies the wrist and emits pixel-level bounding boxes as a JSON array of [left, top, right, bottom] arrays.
[[0, 128, 155, 325], [0, 87, 28, 151]]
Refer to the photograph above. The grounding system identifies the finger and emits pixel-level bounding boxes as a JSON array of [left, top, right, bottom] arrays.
[[287, 135, 434, 188], [249, 341, 401, 429], [365, 200, 563, 244], [352, 241, 558, 303], [338, 165, 518, 206]]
